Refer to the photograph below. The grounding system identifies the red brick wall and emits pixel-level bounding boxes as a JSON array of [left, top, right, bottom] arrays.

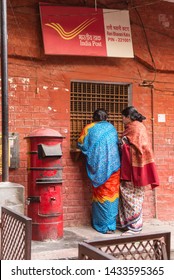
[[1, 1, 174, 226]]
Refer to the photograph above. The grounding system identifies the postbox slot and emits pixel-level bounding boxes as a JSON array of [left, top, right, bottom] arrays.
[[38, 212, 61, 217], [36, 178, 63, 184], [38, 143, 62, 159]]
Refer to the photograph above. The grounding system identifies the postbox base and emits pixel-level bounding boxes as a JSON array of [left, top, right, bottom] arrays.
[[32, 222, 63, 241]]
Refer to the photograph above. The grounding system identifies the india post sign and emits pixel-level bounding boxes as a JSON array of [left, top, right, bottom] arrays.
[[39, 5, 134, 58]]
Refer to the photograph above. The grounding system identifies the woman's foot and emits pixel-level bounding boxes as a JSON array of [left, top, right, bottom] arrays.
[[106, 230, 115, 234], [121, 230, 141, 236]]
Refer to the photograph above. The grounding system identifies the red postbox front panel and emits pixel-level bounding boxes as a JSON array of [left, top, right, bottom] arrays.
[[25, 128, 64, 241]]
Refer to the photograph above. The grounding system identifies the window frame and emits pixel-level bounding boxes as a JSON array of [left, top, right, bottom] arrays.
[[70, 80, 132, 151]]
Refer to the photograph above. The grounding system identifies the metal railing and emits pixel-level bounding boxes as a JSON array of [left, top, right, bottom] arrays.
[[78, 231, 171, 260], [70, 81, 130, 149], [1, 206, 32, 260]]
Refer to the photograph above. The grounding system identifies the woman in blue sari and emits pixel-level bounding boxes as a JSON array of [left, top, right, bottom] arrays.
[[78, 109, 120, 234]]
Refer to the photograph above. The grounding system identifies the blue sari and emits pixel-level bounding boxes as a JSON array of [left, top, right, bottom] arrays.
[[78, 121, 120, 233]]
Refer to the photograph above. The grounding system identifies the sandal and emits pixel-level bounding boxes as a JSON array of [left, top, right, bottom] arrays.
[[106, 230, 115, 234], [121, 230, 141, 236]]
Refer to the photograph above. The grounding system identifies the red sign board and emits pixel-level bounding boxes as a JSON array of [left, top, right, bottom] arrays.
[[39, 4, 134, 58]]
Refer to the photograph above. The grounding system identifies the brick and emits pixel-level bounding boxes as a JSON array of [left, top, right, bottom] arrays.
[[3, 0, 174, 227]]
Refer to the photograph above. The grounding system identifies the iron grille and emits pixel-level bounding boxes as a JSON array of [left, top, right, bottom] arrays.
[[1, 207, 32, 260], [78, 232, 171, 260], [70, 81, 130, 149]]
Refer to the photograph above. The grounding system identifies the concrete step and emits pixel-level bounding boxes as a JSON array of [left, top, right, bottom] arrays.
[[170, 250, 174, 260]]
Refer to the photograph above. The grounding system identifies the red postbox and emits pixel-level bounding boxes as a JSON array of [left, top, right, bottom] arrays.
[[25, 127, 64, 241]]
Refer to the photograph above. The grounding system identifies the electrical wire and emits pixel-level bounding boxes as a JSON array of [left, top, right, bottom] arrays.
[[133, 5, 157, 84], [8, 1, 174, 42], [8, 0, 166, 14], [7, 0, 174, 77]]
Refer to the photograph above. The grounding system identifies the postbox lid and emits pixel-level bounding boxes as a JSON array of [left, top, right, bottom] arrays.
[[25, 127, 64, 138]]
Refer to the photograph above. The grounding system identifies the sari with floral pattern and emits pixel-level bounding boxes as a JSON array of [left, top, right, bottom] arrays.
[[118, 121, 159, 232], [78, 121, 120, 233]]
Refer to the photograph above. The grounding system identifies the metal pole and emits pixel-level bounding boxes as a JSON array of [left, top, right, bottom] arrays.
[[1, 0, 9, 181], [151, 86, 158, 219]]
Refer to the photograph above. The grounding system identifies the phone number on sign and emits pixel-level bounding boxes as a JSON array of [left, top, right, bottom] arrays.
[[104, 266, 164, 276]]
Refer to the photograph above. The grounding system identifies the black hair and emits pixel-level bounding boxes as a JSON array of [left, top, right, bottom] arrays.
[[93, 109, 108, 121], [121, 106, 146, 122]]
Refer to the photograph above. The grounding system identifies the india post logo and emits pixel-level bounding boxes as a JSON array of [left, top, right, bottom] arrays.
[[40, 6, 107, 56], [45, 18, 97, 40]]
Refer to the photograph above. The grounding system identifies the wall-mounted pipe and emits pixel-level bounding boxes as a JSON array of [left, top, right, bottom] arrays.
[[1, 0, 9, 181], [150, 85, 158, 219]]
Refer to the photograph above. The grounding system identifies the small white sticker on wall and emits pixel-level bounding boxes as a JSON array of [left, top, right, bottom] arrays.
[[158, 114, 166, 122]]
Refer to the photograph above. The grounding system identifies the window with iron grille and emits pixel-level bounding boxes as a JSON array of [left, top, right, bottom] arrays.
[[70, 81, 131, 150]]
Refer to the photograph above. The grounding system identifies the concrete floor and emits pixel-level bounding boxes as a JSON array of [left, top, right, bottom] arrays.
[[31, 219, 174, 260]]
